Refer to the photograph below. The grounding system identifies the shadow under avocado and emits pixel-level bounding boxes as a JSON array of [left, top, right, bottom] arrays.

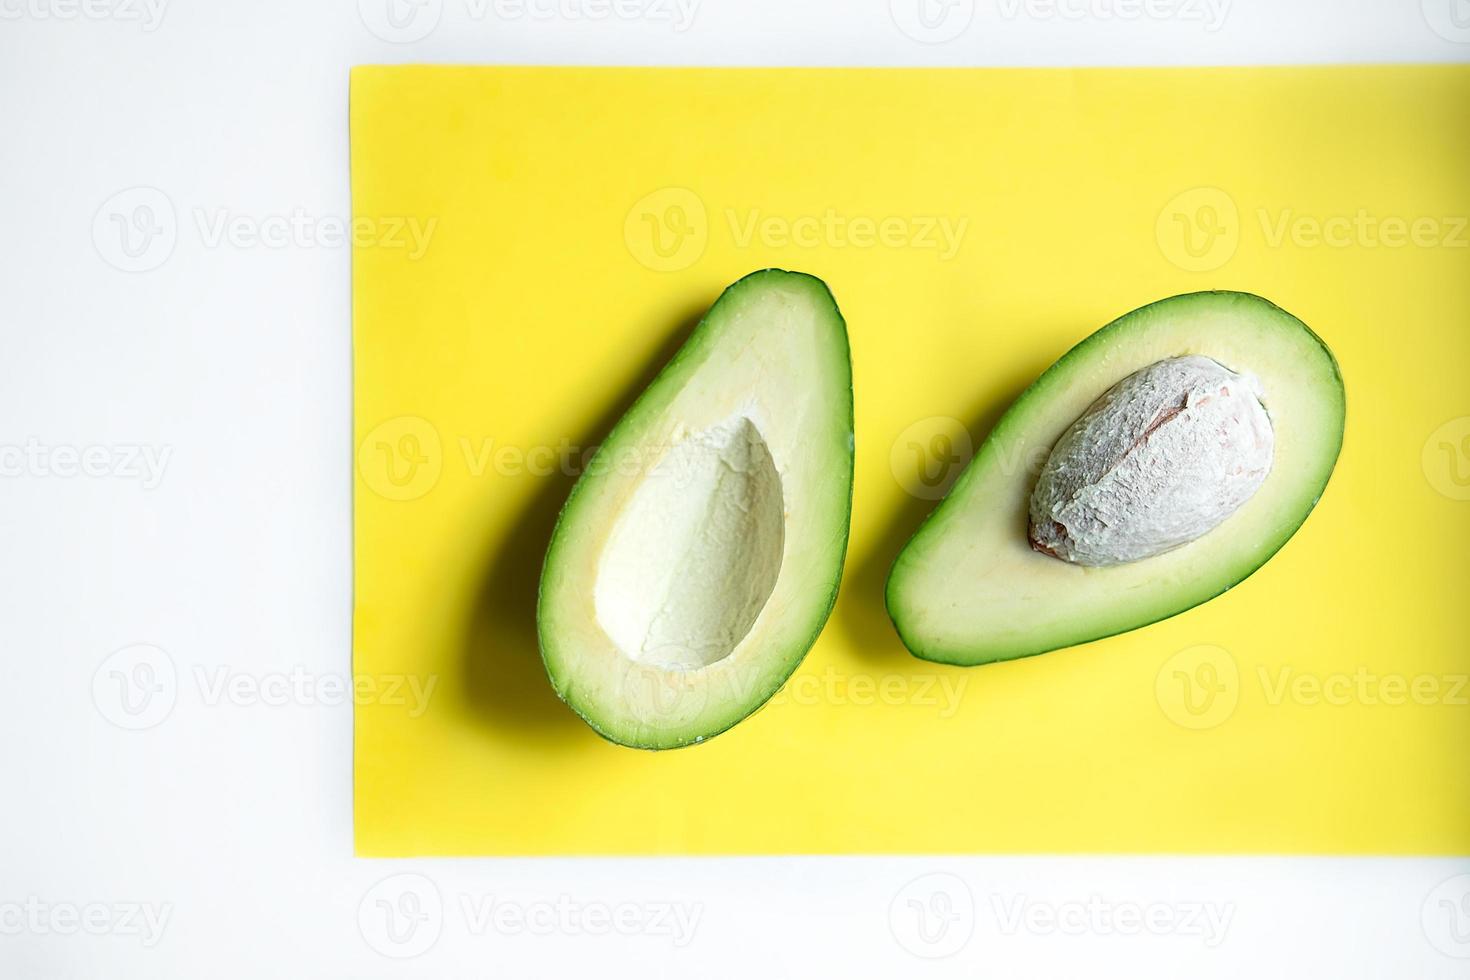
[[835, 361, 1050, 667], [455, 302, 708, 745]]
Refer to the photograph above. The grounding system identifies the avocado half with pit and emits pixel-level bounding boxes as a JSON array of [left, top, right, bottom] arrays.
[[538, 270, 854, 749], [886, 291, 1345, 666]]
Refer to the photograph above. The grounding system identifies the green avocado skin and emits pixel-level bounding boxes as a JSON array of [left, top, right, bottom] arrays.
[[537, 269, 855, 750], [885, 291, 1346, 667]]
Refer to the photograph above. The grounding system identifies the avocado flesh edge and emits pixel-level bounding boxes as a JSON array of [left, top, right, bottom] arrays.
[[885, 290, 1345, 667], [537, 270, 855, 749]]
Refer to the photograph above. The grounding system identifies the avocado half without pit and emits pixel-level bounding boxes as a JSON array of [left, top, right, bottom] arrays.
[[886, 291, 1345, 666], [537, 270, 854, 749]]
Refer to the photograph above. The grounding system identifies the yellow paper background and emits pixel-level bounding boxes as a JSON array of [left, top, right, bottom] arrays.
[[351, 66, 1470, 856]]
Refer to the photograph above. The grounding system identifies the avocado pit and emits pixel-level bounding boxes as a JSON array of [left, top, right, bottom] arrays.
[[1028, 355, 1275, 567]]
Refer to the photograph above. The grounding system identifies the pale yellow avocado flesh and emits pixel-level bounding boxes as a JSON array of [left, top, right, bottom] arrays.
[[886, 291, 1345, 666], [538, 271, 854, 749]]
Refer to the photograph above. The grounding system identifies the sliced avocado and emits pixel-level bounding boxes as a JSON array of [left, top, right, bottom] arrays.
[[538, 270, 854, 748], [886, 291, 1344, 667]]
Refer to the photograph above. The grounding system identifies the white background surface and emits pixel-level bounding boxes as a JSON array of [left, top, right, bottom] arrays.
[[2, 1, 1469, 977]]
